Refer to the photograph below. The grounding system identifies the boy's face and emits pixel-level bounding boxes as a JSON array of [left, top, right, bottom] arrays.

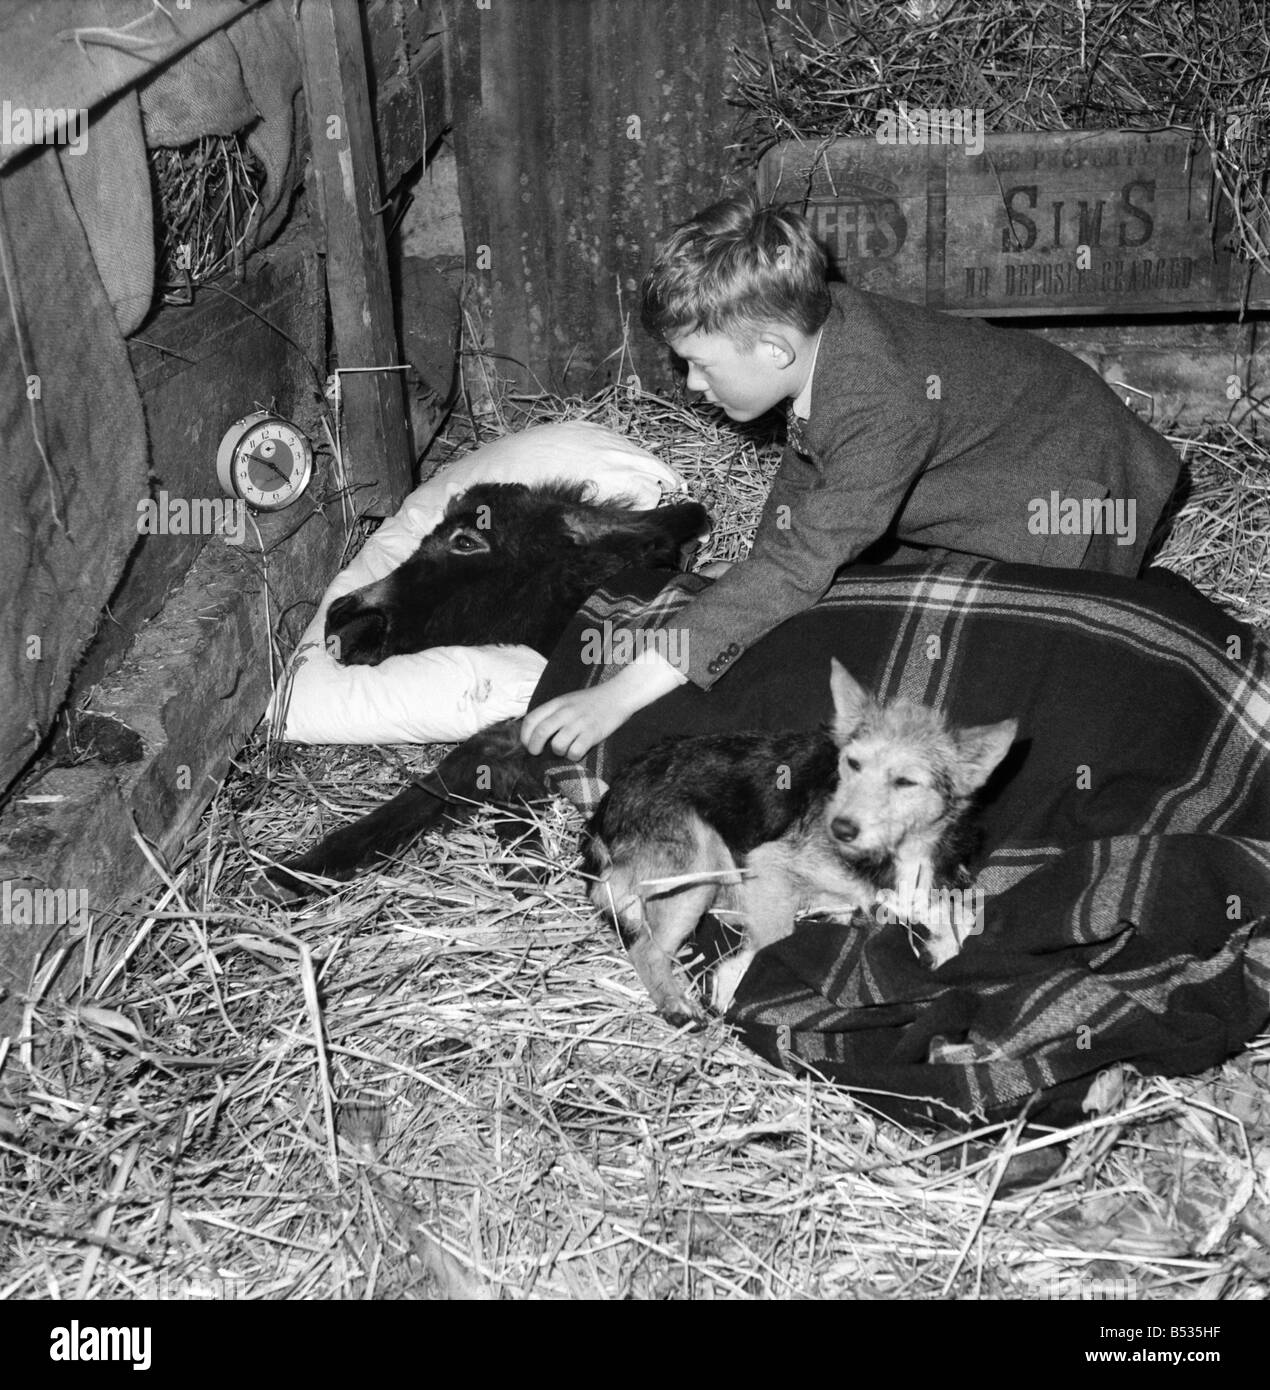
[[667, 326, 802, 422]]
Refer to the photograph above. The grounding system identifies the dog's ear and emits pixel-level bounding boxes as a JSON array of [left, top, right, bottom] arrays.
[[829, 659, 872, 740], [951, 719, 1018, 795]]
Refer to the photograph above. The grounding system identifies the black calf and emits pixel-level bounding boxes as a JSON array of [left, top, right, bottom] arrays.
[[267, 482, 709, 894], [326, 480, 708, 664]]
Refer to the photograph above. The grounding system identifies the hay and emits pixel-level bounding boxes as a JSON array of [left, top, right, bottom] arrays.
[[1155, 427, 1270, 632], [4, 750, 1267, 1300], [151, 132, 264, 294], [2, 390, 1268, 1301], [730, 0, 1270, 274]]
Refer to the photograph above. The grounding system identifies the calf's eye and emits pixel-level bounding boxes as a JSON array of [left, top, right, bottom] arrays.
[[845, 756, 861, 772]]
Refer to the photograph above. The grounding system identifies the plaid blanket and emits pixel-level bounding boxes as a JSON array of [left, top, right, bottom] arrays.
[[530, 559, 1270, 1128]]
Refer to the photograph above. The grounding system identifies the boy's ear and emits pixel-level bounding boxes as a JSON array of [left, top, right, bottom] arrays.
[[759, 329, 797, 370]]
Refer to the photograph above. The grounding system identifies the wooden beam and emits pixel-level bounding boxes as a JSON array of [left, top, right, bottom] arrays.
[[362, 0, 449, 192], [294, 0, 413, 515], [376, 35, 449, 193]]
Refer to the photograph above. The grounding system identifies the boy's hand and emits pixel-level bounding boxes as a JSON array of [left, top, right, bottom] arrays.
[[520, 683, 634, 761], [520, 651, 687, 760]]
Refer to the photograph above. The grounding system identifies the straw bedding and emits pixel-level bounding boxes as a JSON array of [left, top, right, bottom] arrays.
[[2, 387, 1268, 1300]]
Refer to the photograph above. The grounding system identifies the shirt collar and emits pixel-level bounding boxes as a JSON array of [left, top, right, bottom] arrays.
[[790, 327, 823, 421]]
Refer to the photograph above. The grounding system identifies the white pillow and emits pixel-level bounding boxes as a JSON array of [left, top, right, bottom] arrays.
[[268, 422, 686, 744]]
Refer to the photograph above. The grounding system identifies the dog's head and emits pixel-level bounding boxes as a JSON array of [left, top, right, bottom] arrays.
[[824, 659, 1017, 859]]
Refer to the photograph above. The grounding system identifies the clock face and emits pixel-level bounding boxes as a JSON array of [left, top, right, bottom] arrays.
[[216, 412, 314, 511]]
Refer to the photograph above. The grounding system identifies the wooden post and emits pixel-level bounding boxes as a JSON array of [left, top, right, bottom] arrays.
[[295, 0, 413, 515]]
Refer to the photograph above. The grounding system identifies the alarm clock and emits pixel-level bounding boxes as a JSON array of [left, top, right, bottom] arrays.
[[216, 410, 314, 511]]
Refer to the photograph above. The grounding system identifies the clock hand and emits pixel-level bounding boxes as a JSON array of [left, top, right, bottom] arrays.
[[253, 449, 292, 483]]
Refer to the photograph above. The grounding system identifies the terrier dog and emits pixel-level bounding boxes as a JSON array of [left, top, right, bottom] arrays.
[[583, 660, 1017, 1023]]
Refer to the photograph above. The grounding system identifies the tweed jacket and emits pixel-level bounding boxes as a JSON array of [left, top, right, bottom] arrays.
[[679, 283, 1182, 689]]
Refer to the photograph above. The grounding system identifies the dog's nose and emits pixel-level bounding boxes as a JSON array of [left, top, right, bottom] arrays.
[[830, 816, 859, 843]]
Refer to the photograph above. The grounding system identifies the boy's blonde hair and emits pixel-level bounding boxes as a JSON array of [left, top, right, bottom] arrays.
[[641, 189, 831, 347]]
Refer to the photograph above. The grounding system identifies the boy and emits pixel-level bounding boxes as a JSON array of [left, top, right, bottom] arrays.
[[523, 190, 1182, 761]]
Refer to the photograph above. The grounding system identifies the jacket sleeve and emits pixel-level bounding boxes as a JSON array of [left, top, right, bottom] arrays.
[[677, 399, 935, 690]]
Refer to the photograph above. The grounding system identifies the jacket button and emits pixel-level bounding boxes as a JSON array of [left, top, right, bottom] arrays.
[[727, 643, 740, 655]]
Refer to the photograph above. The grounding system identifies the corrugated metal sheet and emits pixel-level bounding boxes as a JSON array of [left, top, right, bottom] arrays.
[[446, 0, 766, 393]]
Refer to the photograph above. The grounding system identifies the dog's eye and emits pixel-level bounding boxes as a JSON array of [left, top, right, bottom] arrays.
[[893, 776, 918, 788], [845, 756, 861, 772]]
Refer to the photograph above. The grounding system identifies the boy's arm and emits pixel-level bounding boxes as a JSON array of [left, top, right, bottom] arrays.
[[680, 411, 928, 689], [522, 397, 933, 754], [520, 648, 685, 760]]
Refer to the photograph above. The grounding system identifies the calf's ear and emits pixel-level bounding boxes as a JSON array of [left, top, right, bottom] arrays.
[[657, 501, 712, 545], [559, 503, 638, 546], [560, 501, 710, 553]]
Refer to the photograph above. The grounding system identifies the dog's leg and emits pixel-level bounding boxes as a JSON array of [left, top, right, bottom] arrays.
[[920, 885, 982, 967], [630, 881, 724, 1025], [736, 842, 799, 950], [708, 842, 799, 1013], [886, 849, 973, 967], [591, 869, 721, 1024], [590, 818, 739, 1023]]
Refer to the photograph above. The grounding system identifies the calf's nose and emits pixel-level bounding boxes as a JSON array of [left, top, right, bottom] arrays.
[[325, 594, 389, 666]]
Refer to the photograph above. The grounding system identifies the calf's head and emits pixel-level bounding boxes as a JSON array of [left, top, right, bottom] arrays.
[[326, 480, 709, 664]]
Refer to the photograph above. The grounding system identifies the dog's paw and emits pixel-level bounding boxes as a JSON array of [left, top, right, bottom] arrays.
[[919, 925, 961, 969], [878, 883, 973, 968], [708, 952, 752, 1014], [660, 998, 708, 1030], [874, 887, 901, 920]]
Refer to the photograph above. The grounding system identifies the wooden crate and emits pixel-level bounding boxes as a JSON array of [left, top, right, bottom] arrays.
[[758, 130, 1270, 317]]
